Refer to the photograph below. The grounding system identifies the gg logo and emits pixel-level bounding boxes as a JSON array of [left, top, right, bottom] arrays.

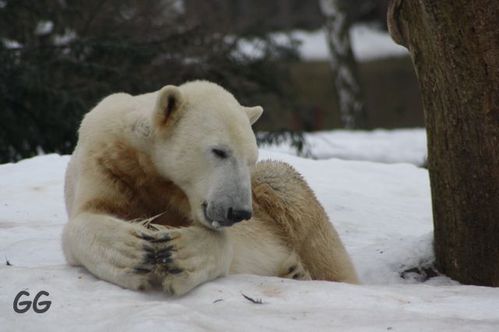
[[13, 290, 52, 314]]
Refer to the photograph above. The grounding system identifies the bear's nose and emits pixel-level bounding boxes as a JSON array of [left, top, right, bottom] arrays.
[[227, 207, 252, 224]]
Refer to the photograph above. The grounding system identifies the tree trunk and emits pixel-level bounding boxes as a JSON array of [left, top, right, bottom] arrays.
[[319, 0, 368, 129], [388, 0, 499, 286]]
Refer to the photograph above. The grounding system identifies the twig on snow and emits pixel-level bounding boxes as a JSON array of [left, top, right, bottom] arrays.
[[241, 293, 264, 304]]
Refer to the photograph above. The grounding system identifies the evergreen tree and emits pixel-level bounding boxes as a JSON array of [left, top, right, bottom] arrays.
[[0, 0, 301, 162]]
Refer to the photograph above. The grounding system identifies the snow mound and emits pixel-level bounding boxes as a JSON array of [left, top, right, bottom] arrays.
[[1, 153, 498, 331], [261, 128, 427, 166]]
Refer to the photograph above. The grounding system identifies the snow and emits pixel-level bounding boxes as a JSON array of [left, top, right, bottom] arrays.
[[296, 25, 409, 61], [5, 21, 406, 61], [2, 38, 22, 50], [53, 30, 77, 46], [261, 128, 427, 166], [237, 24, 409, 62], [34, 21, 54, 36], [1, 140, 498, 331]]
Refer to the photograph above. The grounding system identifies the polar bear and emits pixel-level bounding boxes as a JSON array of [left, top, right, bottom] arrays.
[[62, 80, 358, 295]]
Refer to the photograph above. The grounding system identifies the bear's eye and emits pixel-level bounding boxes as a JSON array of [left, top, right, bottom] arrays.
[[212, 148, 228, 159]]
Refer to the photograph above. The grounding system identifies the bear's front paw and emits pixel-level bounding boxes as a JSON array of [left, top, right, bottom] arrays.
[[140, 225, 231, 295], [84, 222, 169, 291]]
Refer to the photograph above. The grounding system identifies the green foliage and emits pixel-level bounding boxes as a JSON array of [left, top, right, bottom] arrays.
[[0, 0, 302, 163]]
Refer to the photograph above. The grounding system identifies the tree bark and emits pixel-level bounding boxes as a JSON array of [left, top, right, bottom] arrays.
[[388, 0, 499, 286], [319, 0, 368, 129]]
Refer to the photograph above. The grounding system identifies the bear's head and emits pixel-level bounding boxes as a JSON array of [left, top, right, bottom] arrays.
[[150, 81, 263, 230]]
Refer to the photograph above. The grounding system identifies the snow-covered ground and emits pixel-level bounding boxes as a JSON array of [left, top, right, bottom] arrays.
[[1, 139, 499, 331], [238, 24, 409, 62], [261, 128, 427, 166], [296, 25, 409, 61]]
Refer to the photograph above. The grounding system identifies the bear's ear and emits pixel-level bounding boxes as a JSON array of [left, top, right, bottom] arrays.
[[243, 106, 263, 125], [153, 85, 184, 127]]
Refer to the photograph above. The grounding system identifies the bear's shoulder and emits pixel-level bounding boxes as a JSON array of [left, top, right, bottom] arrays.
[[78, 91, 158, 148]]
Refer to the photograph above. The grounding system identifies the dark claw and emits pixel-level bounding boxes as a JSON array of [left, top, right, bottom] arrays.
[[150, 235, 171, 243], [159, 256, 173, 264], [134, 267, 152, 274], [165, 245, 176, 252], [292, 273, 300, 280], [288, 265, 297, 274], [140, 233, 155, 241], [144, 252, 156, 264], [168, 267, 183, 274], [156, 246, 174, 256], [143, 245, 155, 254]]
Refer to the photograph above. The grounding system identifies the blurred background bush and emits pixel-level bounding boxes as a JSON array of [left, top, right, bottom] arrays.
[[0, 0, 422, 163]]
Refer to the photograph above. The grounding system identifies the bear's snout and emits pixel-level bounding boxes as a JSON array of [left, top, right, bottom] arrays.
[[203, 202, 252, 228], [227, 207, 252, 224]]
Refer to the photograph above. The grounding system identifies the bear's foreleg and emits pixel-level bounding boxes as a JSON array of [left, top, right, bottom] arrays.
[[62, 212, 169, 290], [63, 213, 232, 294]]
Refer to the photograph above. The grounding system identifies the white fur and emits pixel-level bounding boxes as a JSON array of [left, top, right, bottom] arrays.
[[62, 81, 293, 295], [149, 82, 259, 228]]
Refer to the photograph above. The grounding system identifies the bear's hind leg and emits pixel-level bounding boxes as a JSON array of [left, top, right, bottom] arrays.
[[278, 251, 312, 280], [252, 161, 359, 284]]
